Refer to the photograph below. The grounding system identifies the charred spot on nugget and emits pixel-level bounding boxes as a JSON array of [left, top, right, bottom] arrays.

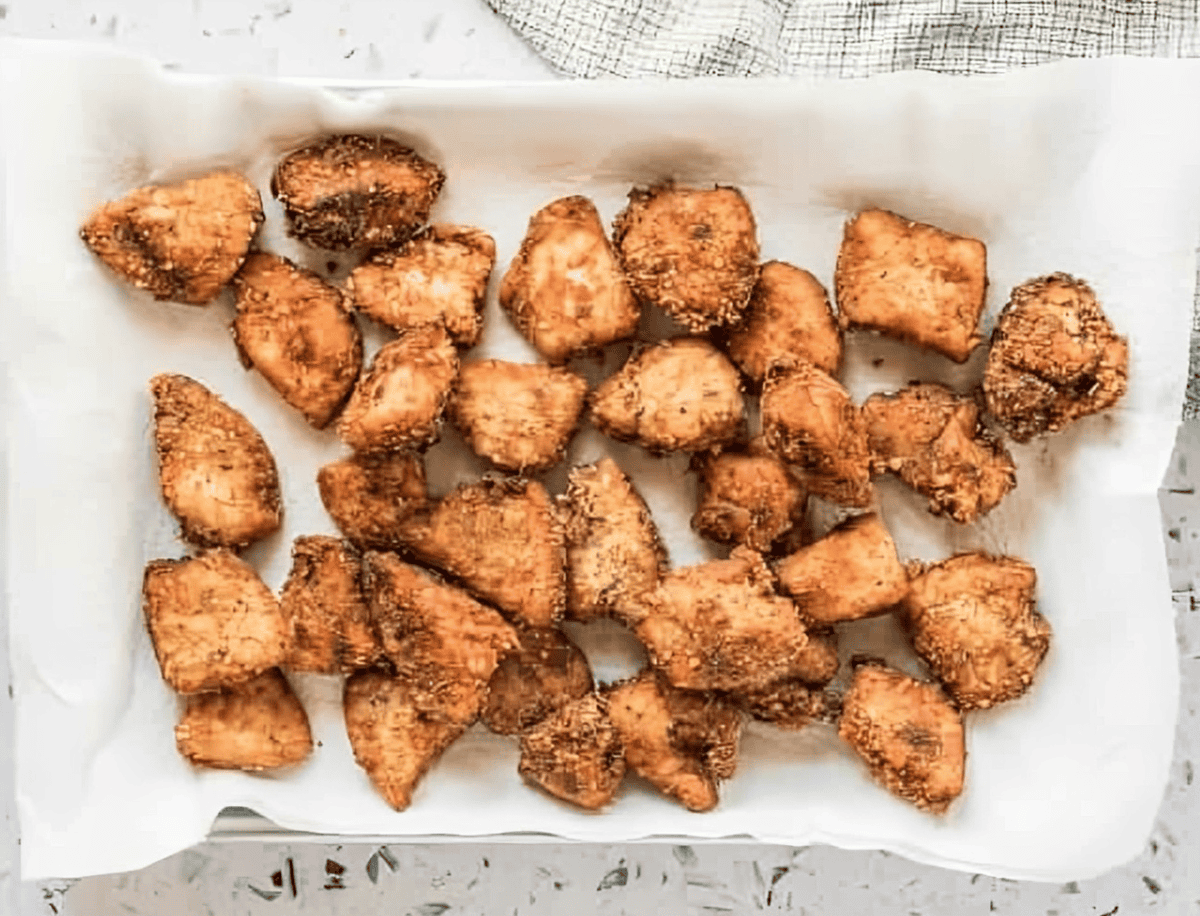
[[983, 273, 1129, 442], [317, 451, 428, 551], [482, 626, 594, 735], [835, 209, 987, 363], [80, 171, 263, 304], [734, 678, 836, 731], [271, 134, 444, 250], [519, 693, 626, 810], [692, 444, 807, 553]]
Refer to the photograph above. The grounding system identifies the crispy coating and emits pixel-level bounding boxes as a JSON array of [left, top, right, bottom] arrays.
[[175, 669, 313, 771], [734, 678, 836, 731], [590, 338, 746, 453], [607, 671, 742, 812], [500, 195, 641, 362], [692, 445, 807, 552], [864, 383, 1016, 523], [558, 458, 667, 622], [395, 477, 566, 628], [901, 552, 1050, 710], [983, 273, 1129, 442], [80, 171, 263, 304], [838, 659, 965, 813], [774, 513, 909, 625], [482, 626, 594, 735], [336, 325, 459, 453], [449, 360, 588, 473], [279, 536, 380, 674], [347, 224, 495, 346], [317, 451, 428, 551], [724, 261, 841, 383], [625, 547, 839, 693], [231, 251, 363, 428], [835, 209, 987, 362], [151, 373, 282, 549], [143, 548, 289, 694], [761, 361, 871, 507], [271, 135, 445, 250], [613, 184, 759, 332], [518, 693, 626, 810]]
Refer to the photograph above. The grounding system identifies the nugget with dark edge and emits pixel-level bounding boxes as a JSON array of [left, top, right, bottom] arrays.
[[271, 134, 444, 250], [317, 451, 427, 551], [151, 373, 282, 549], [983, 273, 1129, 442], [347, 224, 494, 347], [519, 693, 626, 810], [175, 669, 313, 771], [483, 626, 593, 735], [80, 171, 263, 305], [143, 549, 289, 694], [835, 209, 987, 363], [692, 445, 807, 553], [735, 678, 835, 731], [901, 553, 1050, 710], [500, 195, 641, 362]]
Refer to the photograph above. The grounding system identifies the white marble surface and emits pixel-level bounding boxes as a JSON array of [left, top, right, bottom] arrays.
[[3, 2, 1200, 913]]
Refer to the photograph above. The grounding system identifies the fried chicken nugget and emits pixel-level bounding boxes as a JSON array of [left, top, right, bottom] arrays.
[[175, 668, 313, 771], [80, 171, 263, 304], [151, 374, 282, 549], [500, 195, 641, 362], [518, 693, 626, 810], [143, 548, 289, 694], [760, 361, 872, 507], [482, 626, 594, 735], [230, 252, 362, 428], [735, 678, 836, 731], [901, 552, 1051, 710], [317, 451, 428, 551], [607, 670, 742, 812], [864, 383, 1016, 523], [613, 184, 759, 332], [271, 134, 445, 250], [692, 445, 807, 553], [347, 224, 495, 346], [559, 458, 667, 622], [625, 547, 839, 693], [838, 658, 965, 813], [336, 325, 459, 453], [590, 338, 745, 453], [724, 261, 841, 383], [449, 360, 588, 473], [774, 513, 909, 625], [983, 273, 1129, 442]]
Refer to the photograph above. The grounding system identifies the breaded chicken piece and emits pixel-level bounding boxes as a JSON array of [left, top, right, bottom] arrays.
[[151, 374, 282, 549], [774, 513, 909, 625], [608, 670, 742, 812], [336, 325, 459, 453], [590, 338, 746, 453], [80, 171, 263, 304], [230, 251, 362, 428], [395, 477, 565, 628], [692, 444, 807, 552], [175, 668, 313, 771], [901, 552, 1050, 710], [838, 658, 965, 813], [317, 451, 428, 551], [482, 626, 594, 735], [761, 361, 871, 507], [864, 383, 1016, 523], [735, 678, 836, 731], [558, 458, 667, 622], [625, 547, 839, 693], [449, 360, 588, 473], [347, 224, 495, 347], [835, 209, 987, 363], [500, 195, 641, 362], [724, 261, 841, 383], [271, 135, 444, 250], [519, 693, 626, 810], [143, 549, 289, 694], [983, 273, 1129, 442], [279, 536, 380, 674], [613, 184, 759, 332]]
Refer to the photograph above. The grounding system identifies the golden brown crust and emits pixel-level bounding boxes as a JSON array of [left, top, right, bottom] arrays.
[[692, 446, 807, 553], [271, 135, 444, 250], [150, 373, 282, 549], [733, 678, 836, 731], [80, 171, 263, 304], [482, 626, 594, 735], [316, 451, 428, 551], [518, 693, 626, 810]]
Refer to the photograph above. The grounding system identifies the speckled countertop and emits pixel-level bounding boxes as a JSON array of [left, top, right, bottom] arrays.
[[2, 2, 1199, 913]]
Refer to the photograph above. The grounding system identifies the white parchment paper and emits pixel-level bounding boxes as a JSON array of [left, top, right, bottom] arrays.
[[4, 40, 1200, 882]]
